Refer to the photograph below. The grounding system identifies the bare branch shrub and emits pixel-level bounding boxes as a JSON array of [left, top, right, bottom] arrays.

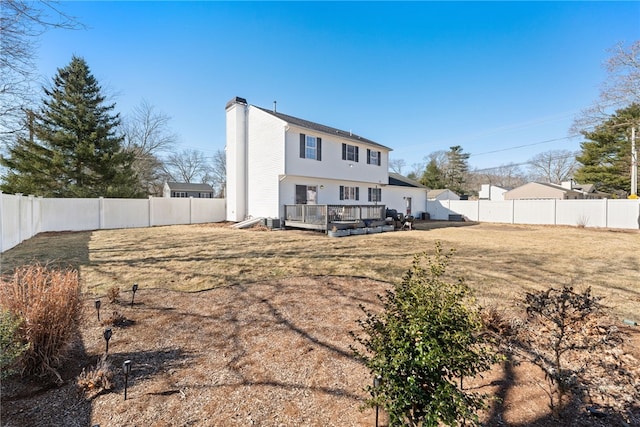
[[0, 264, 80, 383], [76, 355, 114, 398], [519, 286, 638, 419], [107, 285, 120, 304]]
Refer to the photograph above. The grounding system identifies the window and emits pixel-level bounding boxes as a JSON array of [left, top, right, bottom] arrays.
[[339, 186, 359, 201], [368, 187, 382, 202], [367, 149, 381, 166], [172, 191, 188, 198], [296, 185, 317, 204], [342, 143, 359, 162], [299, 134, 322, 161]]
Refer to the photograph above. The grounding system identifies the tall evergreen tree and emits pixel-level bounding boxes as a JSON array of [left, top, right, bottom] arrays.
[[1, 56, 141, 197], [420, 158, 446, 189], [574, 103, 640, 196], [445, 145, 470, 195]]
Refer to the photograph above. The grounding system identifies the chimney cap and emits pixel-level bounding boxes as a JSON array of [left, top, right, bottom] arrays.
[[225, 96, 247, 110]]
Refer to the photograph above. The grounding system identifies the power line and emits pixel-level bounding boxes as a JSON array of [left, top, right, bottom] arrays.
[[469, 135, 581, 157]]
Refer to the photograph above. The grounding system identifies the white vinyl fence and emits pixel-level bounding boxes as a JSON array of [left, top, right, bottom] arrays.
[[0, 193, 226, 253], [427, 199, 640, 230]]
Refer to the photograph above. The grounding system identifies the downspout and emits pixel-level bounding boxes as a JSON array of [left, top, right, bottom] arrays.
[[244, 103, 249, 220]]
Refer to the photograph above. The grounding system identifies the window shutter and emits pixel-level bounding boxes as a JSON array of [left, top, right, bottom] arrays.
[[377, 151, 381, 166], [342, 143, 346, 160], [317, 138, 322, 161], [355, 187, 359, 201], [339, 185, 344, 200], [368, 188, 372, 202], [367, 149, 371, 164], [355, 146, 359, 162], [300, 134, 306, 158]]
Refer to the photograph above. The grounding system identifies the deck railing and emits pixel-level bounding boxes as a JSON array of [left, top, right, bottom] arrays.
[[284, 204, 386, 229]]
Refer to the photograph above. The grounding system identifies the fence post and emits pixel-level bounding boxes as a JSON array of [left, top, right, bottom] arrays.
[[190, 196, 193, 224], [16, 193, 22, 244], [511, 200, 515, 224], [99, 197, 104, 229], [149, 196, 154, 227], [0, 191, 3, 253]]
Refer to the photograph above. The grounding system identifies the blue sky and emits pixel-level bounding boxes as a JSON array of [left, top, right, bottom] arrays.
[[35, 1, 639, 172]]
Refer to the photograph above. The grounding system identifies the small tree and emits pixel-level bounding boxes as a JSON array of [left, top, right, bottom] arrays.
[[352, 242, 497, 426]]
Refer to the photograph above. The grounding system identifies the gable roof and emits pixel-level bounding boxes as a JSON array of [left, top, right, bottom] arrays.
[[254, 106, 391, 151], [388, 172, 426, 188], [166, 182, 214, 192], [427, 189, 459, 198]]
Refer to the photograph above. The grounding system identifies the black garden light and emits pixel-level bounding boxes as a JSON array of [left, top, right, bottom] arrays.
[[123, 360, 132, 400], [95, 299, 101, 321], [373, 375, 382, 427], [103, 328, 112, 354], [131, 283, 138, 307]]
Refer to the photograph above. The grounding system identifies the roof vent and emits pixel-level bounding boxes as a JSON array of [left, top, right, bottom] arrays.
[[273, 100, 277, 113]]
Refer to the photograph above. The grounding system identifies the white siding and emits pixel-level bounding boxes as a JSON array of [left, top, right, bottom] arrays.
[[225, 102, 247, 221], [284, 125, 389, 185], [246, 107, 286, 218]]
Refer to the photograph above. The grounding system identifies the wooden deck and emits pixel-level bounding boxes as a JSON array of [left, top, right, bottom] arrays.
[[284, 204, 386, 232]]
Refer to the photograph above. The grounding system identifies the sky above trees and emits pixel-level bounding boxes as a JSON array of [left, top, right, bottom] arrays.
[[30, 2, 640, 171]]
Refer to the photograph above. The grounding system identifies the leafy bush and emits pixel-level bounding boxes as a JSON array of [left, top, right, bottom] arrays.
[[0, 264, 81, 382], [352, 242, 498, 426], [0, 309, 29, 378]]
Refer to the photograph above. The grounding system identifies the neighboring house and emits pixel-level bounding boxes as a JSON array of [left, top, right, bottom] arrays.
[[479, 184, 509, 201], [225, 97, 427, 222], [504, 182, 583, 200], [427, 189, 460, 201], [561, 180, 609, 199], [163, 182, 215, 198]]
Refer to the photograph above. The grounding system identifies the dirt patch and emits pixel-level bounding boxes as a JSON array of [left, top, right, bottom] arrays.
[[2, 277, 638, 426]]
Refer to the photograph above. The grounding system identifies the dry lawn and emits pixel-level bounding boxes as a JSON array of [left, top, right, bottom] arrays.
[[1, 221, 639, 426]]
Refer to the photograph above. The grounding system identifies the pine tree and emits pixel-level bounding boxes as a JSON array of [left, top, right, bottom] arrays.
[[419, 158, 446, 189], [574, 104, 640, 196], [1, 56, 141, 197], [445, 145, 470, 195]]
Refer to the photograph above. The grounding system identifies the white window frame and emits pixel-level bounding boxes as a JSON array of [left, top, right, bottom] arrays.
[[305, 136, 318, 160], [345, 144, 358, 161]]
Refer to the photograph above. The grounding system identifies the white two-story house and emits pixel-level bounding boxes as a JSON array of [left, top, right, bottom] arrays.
[[225, 97, 427, 225]]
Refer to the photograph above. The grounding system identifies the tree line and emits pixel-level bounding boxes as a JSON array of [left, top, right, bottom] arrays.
[[391, 41, 640, 198]]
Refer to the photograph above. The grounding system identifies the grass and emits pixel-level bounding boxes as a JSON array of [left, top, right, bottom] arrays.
[[1, 221, 639, 321]]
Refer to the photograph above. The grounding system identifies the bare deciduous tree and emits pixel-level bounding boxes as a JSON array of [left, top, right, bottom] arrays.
[[572, 41, 640, 133], [527, 149, 578, 184], [202, 149, 225, 197], [388, 158, 406, 174], [122, 101, 177, 195], [163, 149, 211, 184], [0, 1, 81, 143]]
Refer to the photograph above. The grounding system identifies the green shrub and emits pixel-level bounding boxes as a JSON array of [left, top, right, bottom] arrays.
[[0, 263, 81, 382], [352, 242, 499, 426], [0, 309, 29, 378]]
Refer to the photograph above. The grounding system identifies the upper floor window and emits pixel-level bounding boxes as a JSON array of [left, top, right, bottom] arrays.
[[367, 149, 381, 166], [172, 191, 188, 198], [299, 134, 322, 161], [342, 143, 359, 162], [339, 185, 359, 201]]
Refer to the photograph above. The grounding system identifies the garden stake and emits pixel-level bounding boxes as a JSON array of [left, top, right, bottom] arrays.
[[123, 360, 132, 400], [95, 299, 101, 321], [131, 283, 138, 307], [103, 328, 112, 354]]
